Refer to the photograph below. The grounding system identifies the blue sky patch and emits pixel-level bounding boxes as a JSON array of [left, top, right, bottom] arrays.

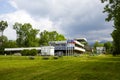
[[0, 0, 16, 14]]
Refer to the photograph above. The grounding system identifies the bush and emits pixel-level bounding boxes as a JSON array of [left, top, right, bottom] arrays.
[[21, 49, 38, 56], [30, 49, 38, 56], [0, 47, 4, 55], [21, 49, 30, 56]]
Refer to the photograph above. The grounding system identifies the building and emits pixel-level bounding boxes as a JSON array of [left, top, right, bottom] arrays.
[[75, 38, 87, 43], [96, 47, 106, 54], [5, 47, 41, 55], [5, 38, 87, 56], [5, 47, 41, 52], [41, 46, 54, 56], [49, 38, 87, 56]]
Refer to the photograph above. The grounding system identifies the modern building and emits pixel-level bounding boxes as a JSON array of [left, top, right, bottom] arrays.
[[5, 47, 41, 55], [49, 38, 87, 56], [96, 47, 106, 54], [41, 46, 54, 56], [5, 38, 87, 56]]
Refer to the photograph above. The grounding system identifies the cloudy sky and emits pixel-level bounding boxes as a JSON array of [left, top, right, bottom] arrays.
[[0, 0, 113, 43]]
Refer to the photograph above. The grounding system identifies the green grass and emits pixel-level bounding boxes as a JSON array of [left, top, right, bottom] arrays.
[[0, 55, 120, 80]]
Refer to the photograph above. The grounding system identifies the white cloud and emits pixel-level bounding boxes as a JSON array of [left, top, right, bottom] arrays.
[[0, 0, 113, 43], [8, 0, 18, 9], [0, 10, 60, 40], [9, 0, 103, 18]]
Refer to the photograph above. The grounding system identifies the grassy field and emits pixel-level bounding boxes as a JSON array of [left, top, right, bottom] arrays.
[[0, 55, 120, 80]]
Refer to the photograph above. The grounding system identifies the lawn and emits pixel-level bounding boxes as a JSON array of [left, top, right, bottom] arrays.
[[0, 55, 120, 80]]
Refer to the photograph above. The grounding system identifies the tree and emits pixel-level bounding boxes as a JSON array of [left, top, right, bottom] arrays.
[[39, 30, 49, 46], [4, 40, 18, 48], [13, 22, 23, 47], [0, 35, 8, 43], [93, 41, 104, 49], [93, 41, 104, 53], [24, 28, 39, 47], [0, 36, 8, 54], [101, 0, 120, 55], [39, 30, 66, 46], [0, 20, 8, 46], [48, 31, 66, 41], [13, 22, 39, 47], [104, 41, 113, 54]]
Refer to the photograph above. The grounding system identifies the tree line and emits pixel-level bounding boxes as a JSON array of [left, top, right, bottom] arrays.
[[101, 0, 120, 55], [0, 21, 66, 54], [93, 41, 113, 54]]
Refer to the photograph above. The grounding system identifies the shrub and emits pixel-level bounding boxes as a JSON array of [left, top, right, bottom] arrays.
[[29, 49, 37, 56], [21, 49, 30, 56], [0, 47, 4, 55], [21, 49, 38, 56]]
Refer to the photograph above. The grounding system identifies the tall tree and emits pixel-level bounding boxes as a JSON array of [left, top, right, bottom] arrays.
[[39, 30, 49, 46], [25, 28, 39, 47], [101, 0, 120, 55], [104, 41, 113, 54], [39, 30, 66, 46], [13, 22, 23, 47], [0, 35, 8, 54], [93, 41, 104, 53], [13, 22, 39, 47], [0, 20, 8, 46], [93, 41, 104, 49]]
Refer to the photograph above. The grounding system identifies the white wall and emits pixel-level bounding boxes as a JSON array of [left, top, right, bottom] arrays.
[[41, 46, 55, 56]]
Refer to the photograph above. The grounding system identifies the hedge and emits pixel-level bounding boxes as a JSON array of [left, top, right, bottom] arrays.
[[21, 49, 38, 56]]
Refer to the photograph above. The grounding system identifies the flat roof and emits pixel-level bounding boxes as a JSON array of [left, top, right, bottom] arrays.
[[75, 38, 87, 42], [49, 41, 67, 44], [5, 47, 41, 51]]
